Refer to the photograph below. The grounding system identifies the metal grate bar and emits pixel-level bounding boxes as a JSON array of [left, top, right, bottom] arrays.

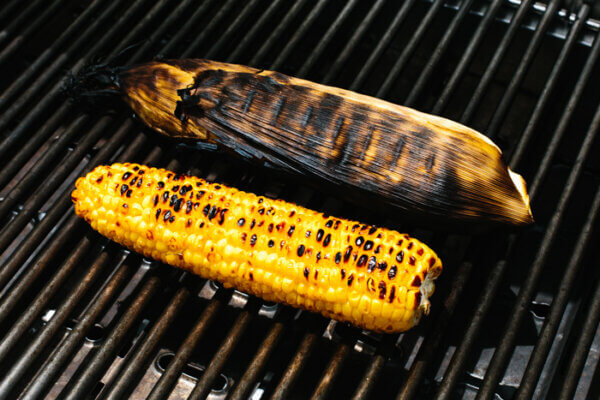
[[509, 3, 591, 166], [0, 115, 123, 253], [528, 34, 600, 200], [0, 115, 89, 221], [0, 0, 148, 143], [404, 0, 475, 106], [146, 297, 223, 400], [297, 0, 359, 78], [182, 0, 238, 59], [159, 0, 217, 58], [376, 0, 444, 99], [227, 0, 284, 63], [432, 0, 503, 114], [322, 0, 386, 85], [205, 0, 262, 60], [229, 318, 288, 400], [486, 0, 562, 138], [434, 255, 511, 400], [461, 0, 535, 124], [0, 247, 113, 400], [0, 0, 185, 253], [187, 306, 256, 400], [102, 286, 190, 400], [0, 0, 23, 27], [309, 342, 352, 400], [60, 275, 162, 400], [350, 352, 386, 400], [0, 216, 81, 322], [557, 250, 600, 400], [0, 0, 46, 50], [19, 256, 133, 400], [250, 0, 309, 66], [270, 331, 320, 400], [397, 262, 475, 400], [0, 120, 136, 295], [515, 183, 600, 399], [350, 0, 416, 92], [0, 0, 65, 68], [475, 88, 600, 400], [0, 0, 107, 111], [271, 0, 328, 71], [434, 9, 592, 397], [0, 236, 93, 352]]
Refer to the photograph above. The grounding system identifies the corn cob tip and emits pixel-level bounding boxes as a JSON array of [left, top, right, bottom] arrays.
[[508, 169, 533, 224]]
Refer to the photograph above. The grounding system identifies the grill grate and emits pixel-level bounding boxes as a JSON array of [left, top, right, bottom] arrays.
[[0, 1, 599, 399]]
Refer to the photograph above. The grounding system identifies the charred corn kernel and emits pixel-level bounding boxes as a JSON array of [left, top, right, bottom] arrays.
[[97, 59, 533, 227], [72, 163, 443, 333]]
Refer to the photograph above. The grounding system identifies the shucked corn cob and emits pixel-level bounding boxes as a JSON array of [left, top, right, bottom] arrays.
[[72, 163, 442, 333], [79, 59, 533, 227]]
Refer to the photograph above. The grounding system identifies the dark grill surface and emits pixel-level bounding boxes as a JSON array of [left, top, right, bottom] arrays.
[[0, 1, 599, 399]]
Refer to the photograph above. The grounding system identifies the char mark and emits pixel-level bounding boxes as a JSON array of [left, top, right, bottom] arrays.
[[301, 106, 313, 129], [359, 125, 375, 161], [313, 93, 342, 136], [243, 90, 256, 113], [271, 96, 286, 126]]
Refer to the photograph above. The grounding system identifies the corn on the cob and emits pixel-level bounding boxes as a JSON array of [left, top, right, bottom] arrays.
[[72, 163, 442, 333], [85, 59, 533, 228]]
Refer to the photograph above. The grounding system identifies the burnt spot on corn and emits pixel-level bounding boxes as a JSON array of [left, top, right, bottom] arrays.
[[162, 191, 169, 203], [186, 200, 193, 214], [163, 210, 171, 221], [429, 257, 436, 267], [250, 219, 256, 229], [156, 208, 161, 219], [396, 251, 404, 263], [304, 267, 309, 279], [408, 242, 413, 250], [388, 265, 397, 280], [268, 239, 274, 247], [367, 256, 377, 273], [335, 252, 341, 264], [122, 172, 131, 180], [357, 255, 367, 267], [341, 269, 346, 279], [202, 204, 210, 216], [409, 256, 416, 266], [250, 234, 257, 246], [305, 230, 311, 238], [417, 248, 424, 256], [120, 184, 129, 195], [323, 233, 331, 247], [414, 292, 422, 309], [344, 246, 352, 262], [314, 269, 319, 279], [96, 176, 103, 183], [347, 275, 354, 286], [389, 286, 395, 303], [316, 252, 321, 263], [355, 236, 364, 247], [364, 241, 373, 251], [378, 261, 387, 271], [411, 276, 421, 287], [316, 229, 324, 242], [287, 225, 295, 237], [297, 245, 305, 257], [325, 220, 333, 228], [126, 189, 132, 198], [378, 281, 387, 299]]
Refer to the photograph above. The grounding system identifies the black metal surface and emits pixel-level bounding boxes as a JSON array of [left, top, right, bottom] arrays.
[[0, 1, 599, 399]]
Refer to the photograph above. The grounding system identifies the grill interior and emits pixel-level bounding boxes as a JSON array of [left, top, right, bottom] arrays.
[[1, 0, 600, 399]]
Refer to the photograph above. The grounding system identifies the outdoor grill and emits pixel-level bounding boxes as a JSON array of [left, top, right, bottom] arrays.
[[0, 0, 599, 399]]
